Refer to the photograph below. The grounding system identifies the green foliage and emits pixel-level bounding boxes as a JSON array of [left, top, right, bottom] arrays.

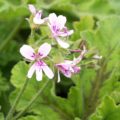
[[0, 72, 9, 93], [89, 96, 120, 120], [10, 61, 63, 119], [9, 61, 88, 120], [71, 16, 94, 41], [0, 112, 4, 120], [0, 0, 120, 120]]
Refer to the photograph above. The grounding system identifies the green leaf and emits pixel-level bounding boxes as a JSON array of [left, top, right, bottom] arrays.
[[89, 96, 120, 120], [80, 17, 120, 104], [0, 1, 29, 20], [0, 112, 4, 120], [99, 63, 120, 103], [68, 86, 83, 118], [73, 16, 120, 120], [0, 72, 9, 93], [82, 17, 118, 52], [70, 0, 116, 18], [72, 16, 94, 41], [109, 0, 120, 13], [17, 105, 63, 120], [81, 16, 120, 68], [0, 18, 23, 66], [10, 61, 29, 88], [0, 41, 21, 66], [72, 68, 96, 98]]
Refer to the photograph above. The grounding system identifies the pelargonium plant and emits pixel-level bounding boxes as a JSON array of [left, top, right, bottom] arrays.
[[20, 4, 87, 83], [5, 4, 100, 120]]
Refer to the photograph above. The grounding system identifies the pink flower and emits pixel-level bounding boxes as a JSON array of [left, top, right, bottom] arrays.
[[28, 4, 45, 24], [20, 43, 54, 81], [56, 60, 80, 79], [56, 47, 86, 82], [48, 13, 74, 48], [72, 46, 87, 65]]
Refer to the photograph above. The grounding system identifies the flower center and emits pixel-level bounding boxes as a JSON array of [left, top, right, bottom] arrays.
[[32, 53, 43, 61], [53, 25, 59, 33], [36, 60, 44, 66]]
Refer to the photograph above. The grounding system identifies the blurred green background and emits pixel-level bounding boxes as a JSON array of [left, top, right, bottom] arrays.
[[0, 0, 120, 120]]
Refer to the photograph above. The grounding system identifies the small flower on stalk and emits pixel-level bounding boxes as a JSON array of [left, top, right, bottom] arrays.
[[28, 4, 45, 24], [56, 60, 80, 82], [20, 43, 54, 81], [72, 46, 87, 65], [56, 46, 86, 82], [48, 13, 74, 48]]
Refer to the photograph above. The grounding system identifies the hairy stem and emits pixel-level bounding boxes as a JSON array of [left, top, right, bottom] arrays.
[[82, 43, 119, 120], [13, 80, 50, 120], [5, 78, 29, 120]]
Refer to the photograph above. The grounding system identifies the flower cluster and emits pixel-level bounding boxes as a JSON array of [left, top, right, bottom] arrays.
[[20, 5, 86, 82]]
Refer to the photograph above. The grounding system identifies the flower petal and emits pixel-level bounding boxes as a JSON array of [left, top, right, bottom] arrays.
[[57, 15, 66, 30], [28, 4, 36, 14], [57, 70, 61, 83], [33, 11, 44, 24], [27, 63, 36, 78], [60, 67, 72, 78], [59, 30, 74, 37], [64, 71, 72, 78], [20, 45, 35, 60], [73, 66, 81, 73], [42, 63, 54, 79], [48, 13, 57, 25], [64, 60, 73, 64], [38, 43, 51, 58], [36, 67, 42, 81], [47, 23, 54, 34], [56, 37, 70, 48], [56, 64, 71, 78]]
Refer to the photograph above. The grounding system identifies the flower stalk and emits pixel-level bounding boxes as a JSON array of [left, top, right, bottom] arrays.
[[13, 80, 50, 119], [5, 78, 29, 120]]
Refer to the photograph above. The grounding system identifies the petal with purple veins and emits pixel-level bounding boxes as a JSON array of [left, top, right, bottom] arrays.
[[57, 15, 66, 30], [42, 63, 54, 79], [63, 70, 72, 78], [27, 63, 36, 78], [59, 30, 74, 37], [36, 66, 42, 81], [28, 4, 36, 14], [33, 11, 44, 24], [48, 13, 57, 26], [73, 66, 81, 73], [56, 64, 71, 78], [20, 45, 35, 61], [38, 43, 51, 58]]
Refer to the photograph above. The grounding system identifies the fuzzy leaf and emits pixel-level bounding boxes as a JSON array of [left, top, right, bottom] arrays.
[[89, 96, 120, 120]]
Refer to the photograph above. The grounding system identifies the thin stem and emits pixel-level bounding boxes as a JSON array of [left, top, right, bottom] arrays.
[[5, 78, 29, 120], [82, 60, 107, 120], [13, 80, 50, 120], [35, 35, 49, 46]]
